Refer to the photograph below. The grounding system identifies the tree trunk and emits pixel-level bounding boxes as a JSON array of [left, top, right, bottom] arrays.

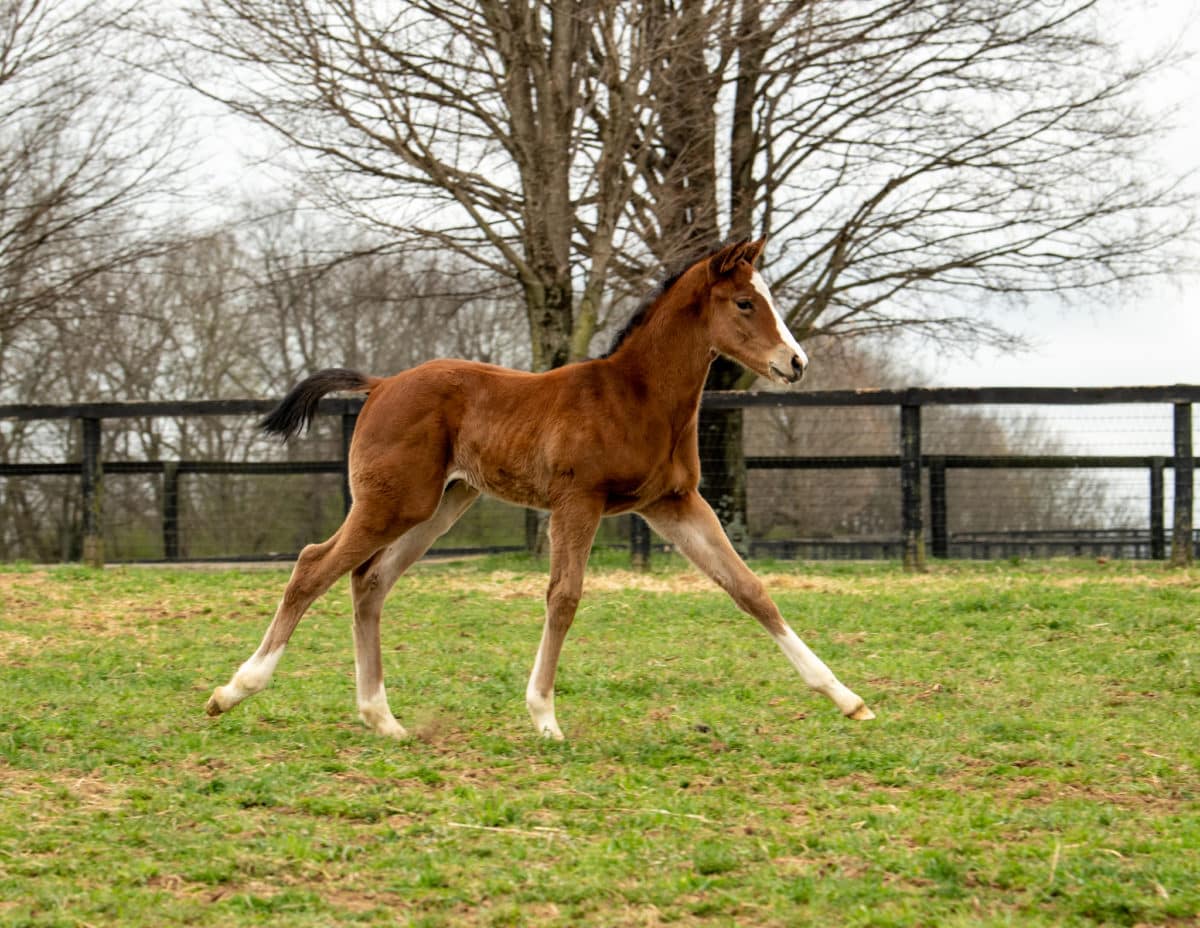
[[518, 274, 568, 554], [698, 357, 749, 555], [522, 269, 572, 554], [729, 0, 765, 241], [644, 0, 746, 548], [523, 273, 574, 373], [705, 0, 767, 550]]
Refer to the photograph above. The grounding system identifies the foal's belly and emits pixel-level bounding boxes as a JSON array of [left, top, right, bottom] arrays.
[[446, 456, 687, 516], [447, 391, 697, 514], [445, 462, 554, 512]]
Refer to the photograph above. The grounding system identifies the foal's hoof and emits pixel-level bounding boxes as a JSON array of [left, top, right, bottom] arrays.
[[205, 690, 227, 716], [538, 724, 565, 742], [374, 720, 410, 740], [846, 703, 876, 721]]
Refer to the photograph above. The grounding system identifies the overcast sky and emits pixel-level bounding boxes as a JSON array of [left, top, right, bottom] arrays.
[[924, 0, 1199, 388]]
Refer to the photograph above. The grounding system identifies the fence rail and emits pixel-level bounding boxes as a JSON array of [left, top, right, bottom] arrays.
[[1, 385, 1196, 568]]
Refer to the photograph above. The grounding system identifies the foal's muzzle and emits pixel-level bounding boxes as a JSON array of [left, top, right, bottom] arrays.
[[768, 350, 808, 385]]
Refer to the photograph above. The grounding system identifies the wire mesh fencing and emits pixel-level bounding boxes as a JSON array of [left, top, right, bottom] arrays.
[[0, 387, 1196, 565]]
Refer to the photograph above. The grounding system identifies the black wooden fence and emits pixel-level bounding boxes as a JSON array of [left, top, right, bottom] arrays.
[[0, 385, 1196, 568]]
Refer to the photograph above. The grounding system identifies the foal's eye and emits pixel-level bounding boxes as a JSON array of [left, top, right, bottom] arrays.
[[736, 299, 754, 312]]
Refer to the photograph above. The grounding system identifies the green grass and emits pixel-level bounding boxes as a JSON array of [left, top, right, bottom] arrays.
[[1, 557, 1198, 926]]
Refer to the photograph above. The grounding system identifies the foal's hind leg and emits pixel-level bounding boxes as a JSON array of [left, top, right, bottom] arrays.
[[205, 505, 426, 718], [641, 491, 873, 721], [350, 481, 480, 738], [526, 499, 603, 740]]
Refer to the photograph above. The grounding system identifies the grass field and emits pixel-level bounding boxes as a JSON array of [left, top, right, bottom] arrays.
[[1, 555, 1198, 927]]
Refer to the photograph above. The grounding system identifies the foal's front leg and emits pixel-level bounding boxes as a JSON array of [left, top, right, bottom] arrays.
[[641, 491, 874, 721], [526, 500, 603, 740]]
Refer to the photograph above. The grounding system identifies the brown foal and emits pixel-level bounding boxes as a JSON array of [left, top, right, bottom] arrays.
[[206, 239, 874, 739]]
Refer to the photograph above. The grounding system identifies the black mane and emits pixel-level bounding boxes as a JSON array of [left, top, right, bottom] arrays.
[[602, 245, 721, 358]]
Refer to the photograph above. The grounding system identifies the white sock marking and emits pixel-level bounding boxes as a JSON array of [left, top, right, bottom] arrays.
[[356, 681, 407, 737], [526, 647, 564, 739], [771, 626, 864, 715], [213, 646, 284, 710]]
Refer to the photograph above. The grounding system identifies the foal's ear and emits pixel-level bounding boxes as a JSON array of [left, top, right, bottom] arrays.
[[709, 238, 767, 279], [709, 239, 755, 278]]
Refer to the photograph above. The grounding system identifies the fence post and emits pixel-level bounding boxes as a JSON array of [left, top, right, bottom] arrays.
[[1171, 403, 1194, 566], [630, 514, 651, 570], [341, 412, 357, 515], [900, 403, 924, 571], [929, 455, 948, 559], [80, 416, 103, 567], [1149, 456, 1165, 560], [163, 462, 180, 561]]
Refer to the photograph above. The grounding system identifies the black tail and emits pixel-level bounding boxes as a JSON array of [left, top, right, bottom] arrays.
[[260, 368, 374, 441]]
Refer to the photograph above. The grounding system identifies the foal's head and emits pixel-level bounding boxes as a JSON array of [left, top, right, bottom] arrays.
[[701, 239, 808, 385]]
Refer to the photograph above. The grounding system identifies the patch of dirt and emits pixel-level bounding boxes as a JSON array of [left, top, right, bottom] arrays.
[[319, 885, 414, 915], [414, 568, 866, 599], [0, 569, 54, 596], [0, 766, 124, 814], [821, 764, 1196, 814], [985, 775, 1195, 812], [1043, 573, 1200, 591], [865, 676, 949, 702], [0, 630, 37, 665], [0, 571, 255, 640], [144, 866, 419, 917], [410, 563, 1200, 599]]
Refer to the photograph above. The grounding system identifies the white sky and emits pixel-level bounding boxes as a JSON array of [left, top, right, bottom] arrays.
[[925, 0, 1200, 388], [923, 293, 1200, 387]]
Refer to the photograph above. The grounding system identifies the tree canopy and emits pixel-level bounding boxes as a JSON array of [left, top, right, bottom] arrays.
[[173, 0, 1193, 372]]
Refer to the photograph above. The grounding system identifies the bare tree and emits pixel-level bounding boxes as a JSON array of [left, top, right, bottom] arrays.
[[0, 0, 185, 340], [170, 3, 1191, 356], [169, 1, 659, 372], [158, 0, 1190, 542], [632, 0, 1191, 343], [624, 0, 1193, 534]]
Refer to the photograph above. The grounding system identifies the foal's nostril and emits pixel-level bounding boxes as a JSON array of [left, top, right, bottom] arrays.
[[790, 355, 806, 380]]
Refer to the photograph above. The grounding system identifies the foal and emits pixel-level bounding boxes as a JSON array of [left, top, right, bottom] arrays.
[[206, 239, 874, 739]]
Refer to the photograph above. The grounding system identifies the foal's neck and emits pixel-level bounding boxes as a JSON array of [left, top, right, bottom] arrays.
[[605, 272, 713, 420]]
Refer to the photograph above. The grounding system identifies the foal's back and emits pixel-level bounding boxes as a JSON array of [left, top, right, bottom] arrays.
[[349, 357, 687, 513]]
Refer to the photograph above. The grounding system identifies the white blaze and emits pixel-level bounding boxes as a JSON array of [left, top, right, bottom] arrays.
[[750, 270, 808, 365]]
